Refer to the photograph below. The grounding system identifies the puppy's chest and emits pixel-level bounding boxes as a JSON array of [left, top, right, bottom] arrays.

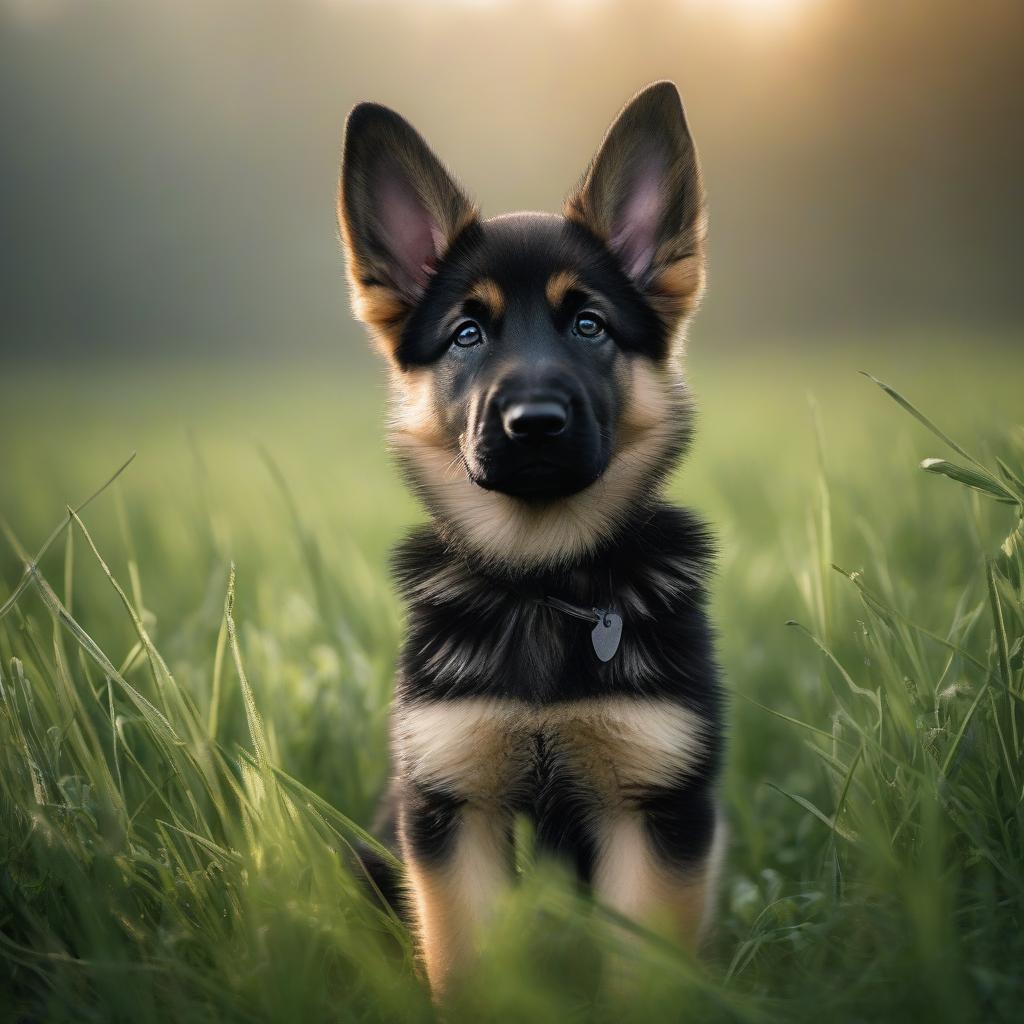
[[392, 697, 706, 807]]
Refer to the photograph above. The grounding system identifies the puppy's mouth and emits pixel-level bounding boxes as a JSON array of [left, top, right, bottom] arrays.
[[463, 451, 607, 501]]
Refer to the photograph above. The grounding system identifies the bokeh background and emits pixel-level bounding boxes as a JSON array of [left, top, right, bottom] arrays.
[[2, 0, 1022, 361], [1, 2, 1023, 1020]]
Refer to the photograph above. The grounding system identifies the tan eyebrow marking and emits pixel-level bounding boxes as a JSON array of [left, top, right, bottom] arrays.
[[466, 278, 505, 320], [545, 269, 582, 310]]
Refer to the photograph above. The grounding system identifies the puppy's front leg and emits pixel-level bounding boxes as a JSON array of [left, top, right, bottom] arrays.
[[400, 788, 513, 996], [593, 793, 725, 954]]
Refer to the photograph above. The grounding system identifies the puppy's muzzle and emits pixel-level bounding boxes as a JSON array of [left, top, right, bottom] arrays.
[[464, 375, 607, 500]]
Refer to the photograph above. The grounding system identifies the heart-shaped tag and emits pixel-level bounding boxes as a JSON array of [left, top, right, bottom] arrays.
[[591, 610, 623, 662]]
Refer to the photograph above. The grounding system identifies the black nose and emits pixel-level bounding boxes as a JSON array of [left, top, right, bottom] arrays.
[[502, 400, 570, 442]]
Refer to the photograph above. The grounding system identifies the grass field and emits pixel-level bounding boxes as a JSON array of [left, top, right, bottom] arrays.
[[1, 336, 1023, 1022]]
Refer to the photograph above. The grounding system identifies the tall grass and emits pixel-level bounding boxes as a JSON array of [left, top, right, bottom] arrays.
[[1, 368, 1021, 1022]]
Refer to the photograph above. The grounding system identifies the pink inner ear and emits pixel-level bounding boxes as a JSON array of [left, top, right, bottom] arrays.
[[608, 156, 664, 282], [377, 166, 442, 296]]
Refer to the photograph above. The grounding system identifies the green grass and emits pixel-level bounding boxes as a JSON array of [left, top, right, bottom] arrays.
[[1, 337, 1023, 1022]]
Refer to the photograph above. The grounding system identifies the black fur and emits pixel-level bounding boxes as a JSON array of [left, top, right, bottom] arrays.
[[369, 503, 723, 891], [400, 214, 670, 366], [393, 504, 719, 714]]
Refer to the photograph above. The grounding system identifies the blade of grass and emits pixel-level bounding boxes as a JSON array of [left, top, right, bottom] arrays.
[[787, 619, 882, 720], [861, 373, 988, 472], [0, 452, 136, 621], [920, 459, 1019, 505], [765, 781, 859, 843], [223, 564, 269, 771], [987, 560, 1019, 757], [736, 691, 858, 748]]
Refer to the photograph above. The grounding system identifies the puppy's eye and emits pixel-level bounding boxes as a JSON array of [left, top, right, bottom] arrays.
[[451, 320, 483, 348], [573, 312, 606, 340]]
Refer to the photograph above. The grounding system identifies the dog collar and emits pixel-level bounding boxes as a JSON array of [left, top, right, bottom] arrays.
[[540, 595, 623, 662]]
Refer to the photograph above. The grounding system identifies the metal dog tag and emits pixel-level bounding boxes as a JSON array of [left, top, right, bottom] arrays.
[[591, 609, 623, 662]]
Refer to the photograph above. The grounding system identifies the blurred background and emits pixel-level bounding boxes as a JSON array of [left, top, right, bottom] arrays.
[[1, 0, 1021, 364]]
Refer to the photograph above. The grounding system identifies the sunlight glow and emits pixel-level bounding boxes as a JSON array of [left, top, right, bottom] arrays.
[[319, 0, 818, 16], [689, 0, 816, 22]]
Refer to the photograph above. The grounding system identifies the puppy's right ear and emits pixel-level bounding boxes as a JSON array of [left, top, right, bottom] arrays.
[[338, 103, 477, 359]]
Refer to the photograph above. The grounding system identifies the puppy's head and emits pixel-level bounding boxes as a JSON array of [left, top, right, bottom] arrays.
[[338, 82, 706, 570]]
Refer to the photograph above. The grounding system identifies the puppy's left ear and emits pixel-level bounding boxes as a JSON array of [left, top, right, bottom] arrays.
[[564, 81, 706, 326], [338, 103, 478, 359]]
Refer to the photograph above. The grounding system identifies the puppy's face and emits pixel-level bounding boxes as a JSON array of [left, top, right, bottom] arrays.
[[338, 83, 706, 567], [399, 213, 669, 501]]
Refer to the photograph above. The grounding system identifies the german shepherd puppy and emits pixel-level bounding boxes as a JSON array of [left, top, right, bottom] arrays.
[[337, 81, 724, 995]]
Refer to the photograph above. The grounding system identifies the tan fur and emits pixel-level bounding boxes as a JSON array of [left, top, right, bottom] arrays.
[[466, 277, 506, 320], [395, 696, 717, 990], [348, 283, 410, 360], [594, 812, 724, 951], [390, 354, 690, 569], [388, 366, 447, 446], [648, 250, 706, 327], [393, 699, 525, 804], [545, 269, 582, 310], [402, 806, 512, 994], [393, 696, 707, 808]]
